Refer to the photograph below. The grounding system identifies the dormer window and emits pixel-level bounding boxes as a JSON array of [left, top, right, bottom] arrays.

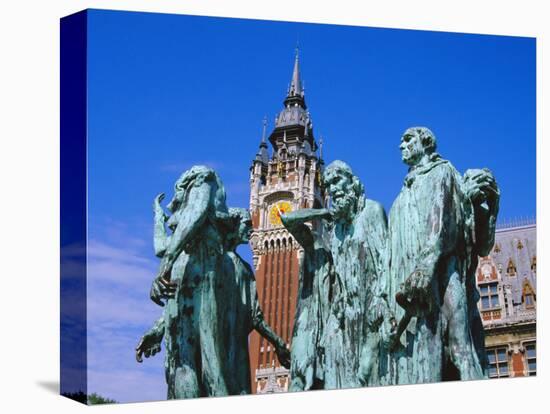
[[507, 258, 517, 276], [522, 281, 536, 309], [517, 239, 524, 250]]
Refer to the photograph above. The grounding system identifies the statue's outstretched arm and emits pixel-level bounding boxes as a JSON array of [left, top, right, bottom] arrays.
[[235, 258, 290, 369], [251, 295, 290, 368], [254, 314, 290, 368], [136, 317, 165, 363], [153, 193, 169, 257], [159, 182, 211, 279], [280, 208, 330, 252]]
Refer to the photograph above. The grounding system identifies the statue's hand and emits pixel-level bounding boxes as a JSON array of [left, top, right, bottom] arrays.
[[275, 342, 291, 369], [367, 295, 390, 332], [150, 275, 177, 307], [153, 192, 165, 210], [136, 331, 162, 363], [382, 316, 399, 350], [463, 169, 499, 211], [402, 269, 432, 311]]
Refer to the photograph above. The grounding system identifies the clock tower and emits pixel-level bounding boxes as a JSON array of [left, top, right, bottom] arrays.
[[248, 50, 325, 393]]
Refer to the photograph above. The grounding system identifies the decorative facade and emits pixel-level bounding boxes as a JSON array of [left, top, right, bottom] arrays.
[[248, 51, 325, 393], [475, 222, 537, 378]]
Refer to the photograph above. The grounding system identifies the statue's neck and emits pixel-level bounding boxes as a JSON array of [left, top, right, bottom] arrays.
[[410, 153, 432, 171], [335, 211, 355, 229]]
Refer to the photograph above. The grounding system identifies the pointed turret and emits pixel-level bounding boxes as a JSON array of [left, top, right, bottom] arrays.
[[255, 116, 269, 163]]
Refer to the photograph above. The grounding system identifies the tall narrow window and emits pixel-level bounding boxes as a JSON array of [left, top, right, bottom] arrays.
[[487, 347, 509, 378], [522, 281, 536, 309], [507, 258, 517, 276], [525, 342, 536, 376]]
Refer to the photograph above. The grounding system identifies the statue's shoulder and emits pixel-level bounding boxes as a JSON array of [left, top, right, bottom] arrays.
[[364, 198, 386, 217], [425, 157, 462, 184], [357, 198, 388, 229], [433, 156, 457, 173]]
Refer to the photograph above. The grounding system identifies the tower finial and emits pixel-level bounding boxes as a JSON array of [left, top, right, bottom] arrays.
[[288, 46, 302, 98], [261, 116, 268, 143], [319, 136, 323, 159]]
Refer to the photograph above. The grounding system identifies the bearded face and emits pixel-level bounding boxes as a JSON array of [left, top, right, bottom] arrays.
[[324, 169, 357, 220]]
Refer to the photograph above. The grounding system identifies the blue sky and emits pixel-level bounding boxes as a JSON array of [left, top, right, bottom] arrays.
[[84, 9, 535, 403]]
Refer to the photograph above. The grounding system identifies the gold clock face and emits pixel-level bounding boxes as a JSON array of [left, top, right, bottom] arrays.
[[269, 201, 293, 226]]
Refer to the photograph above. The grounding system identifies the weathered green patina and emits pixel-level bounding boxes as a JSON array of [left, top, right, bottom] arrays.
[[136, 167, 288, 398], [135, 126, 499, 396], [280, 161, 387, 390], [142, 166, 230, 398], [217, 207, 290, 395], [363, 127, 499, 385], [321, 161, 388, 389], [279, 208, 334, 391]]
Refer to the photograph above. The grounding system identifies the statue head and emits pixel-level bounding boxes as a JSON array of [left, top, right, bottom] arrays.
[[167, 165, 225, 213], [226, 208, 253, 250], [323, 160, 365, 221], [399, 127, 437, 166]]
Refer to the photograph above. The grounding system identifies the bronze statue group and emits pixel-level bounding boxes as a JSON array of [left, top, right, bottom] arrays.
[[136, 126, 500, 398]]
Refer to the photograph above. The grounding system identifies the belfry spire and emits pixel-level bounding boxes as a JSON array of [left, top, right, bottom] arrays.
[[284, 47, 306, 109], [248, 45, 326, 395], [289, 47, 302, 97]]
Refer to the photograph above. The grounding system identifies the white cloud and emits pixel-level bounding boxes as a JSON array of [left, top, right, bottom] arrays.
[[85, 235, 167, 402]]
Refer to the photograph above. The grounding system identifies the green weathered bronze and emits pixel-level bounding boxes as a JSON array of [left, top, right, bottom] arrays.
[[363, 127, 500, 385], [134, 126, 499, 396], [321, 161, 388, 389], [280, 161, 387, 390], [279, 207, 334, 391], [136, 166, 288, 398], [218, 207, 290, 395]]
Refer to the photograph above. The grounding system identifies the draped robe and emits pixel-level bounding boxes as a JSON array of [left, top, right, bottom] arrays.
[[383, 156, 485, 385]]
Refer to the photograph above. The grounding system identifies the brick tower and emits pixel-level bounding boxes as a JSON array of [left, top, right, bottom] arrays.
[[248, 50, 325, 393]]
